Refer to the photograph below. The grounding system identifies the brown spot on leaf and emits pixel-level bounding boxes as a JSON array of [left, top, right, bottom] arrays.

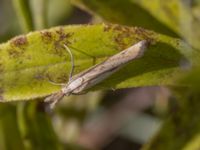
[[113, 26, 135, 49], [11, 35, 28, 47], [134, 27, 155, 41], [56, 27, 73, 43], [110, 24, 156, 50], [105, 24, 135, 49], [103, 24, 113, 32], [112, 24, 133, 34], [41, 31, 53, 43], [34, 70, 45, 80], [54, 27, 74, 56], [8, 49, 24, 58], [104, 24, 156, 46], [113, 24, 124, 31]]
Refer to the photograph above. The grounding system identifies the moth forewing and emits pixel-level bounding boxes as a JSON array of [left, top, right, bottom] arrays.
[[63, 40, 148, 93], [45, 40, 149, 108]]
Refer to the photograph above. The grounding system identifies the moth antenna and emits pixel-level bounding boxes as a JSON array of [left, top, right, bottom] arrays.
[[68, 45, 97, 65], [63, 44, 75, 81], [46, 44, 74, 85]]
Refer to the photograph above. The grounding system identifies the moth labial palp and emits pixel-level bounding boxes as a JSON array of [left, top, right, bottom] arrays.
[[45, 40, 149, 109]]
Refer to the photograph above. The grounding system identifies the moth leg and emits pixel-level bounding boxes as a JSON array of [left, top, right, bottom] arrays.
[[63, 44, 75, 81]]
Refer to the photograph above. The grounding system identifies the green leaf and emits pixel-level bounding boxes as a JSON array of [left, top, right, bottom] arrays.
[[73, 0, 200, 50], [72, 0, 179, 37], [17, 101, 61, 150], [0, 24, 198, 102], [0, 104, 25, 150]]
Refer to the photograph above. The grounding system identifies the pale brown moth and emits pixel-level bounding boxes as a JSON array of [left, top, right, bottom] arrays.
[[45, 40, 149, 109]]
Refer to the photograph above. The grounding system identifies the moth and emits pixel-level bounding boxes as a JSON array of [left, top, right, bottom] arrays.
[[45, 40, 149, 108]]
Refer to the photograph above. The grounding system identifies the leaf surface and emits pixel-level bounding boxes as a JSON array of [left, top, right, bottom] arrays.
[[73, 0, 200, 49], [0, 24, 197, 102]]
